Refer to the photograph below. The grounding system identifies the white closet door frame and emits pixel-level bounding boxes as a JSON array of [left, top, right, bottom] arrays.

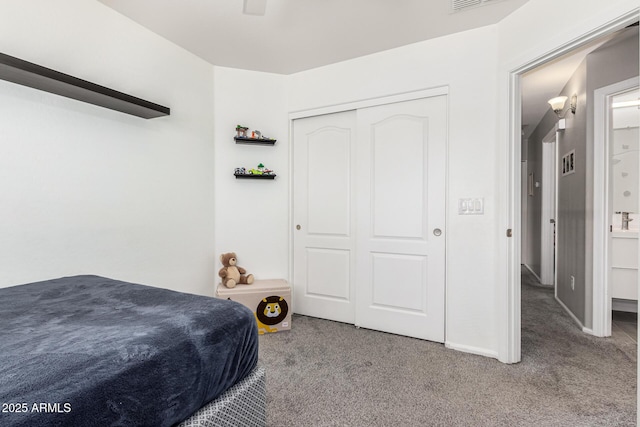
[[289, 87, 449, 121], [288, 86, 449, 321]]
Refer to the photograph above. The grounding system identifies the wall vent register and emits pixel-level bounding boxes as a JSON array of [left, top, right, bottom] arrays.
[[451, 0, 498, 13]]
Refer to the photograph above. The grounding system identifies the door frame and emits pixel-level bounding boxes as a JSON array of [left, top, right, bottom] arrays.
[[521, 159, 528, 266], [506, 11, 638, 363], [592, 76, 640, 337], [288, 85, 449, 329], [540, 127, 557, 286], [289, 86, 449, 120]]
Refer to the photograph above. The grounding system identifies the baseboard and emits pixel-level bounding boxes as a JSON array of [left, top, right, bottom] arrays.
[[522, 264, 543, 284], [445, 341, 499, 360], [554, 295, 586, 330]]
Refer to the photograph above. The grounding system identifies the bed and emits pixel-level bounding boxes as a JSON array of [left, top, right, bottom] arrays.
[[0, 275, 264, 427]]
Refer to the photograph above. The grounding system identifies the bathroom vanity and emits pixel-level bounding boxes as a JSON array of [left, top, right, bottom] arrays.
[[611, 225, 638, 312]]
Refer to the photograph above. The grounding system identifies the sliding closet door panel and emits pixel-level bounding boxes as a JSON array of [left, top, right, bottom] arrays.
[[293, 111, 357, 323], [371, 253, 427, 312], [372, 116, 427, 239], [306, 248, 350, 300], [307, 130, 351, 236], [356, 96, 447, 342]]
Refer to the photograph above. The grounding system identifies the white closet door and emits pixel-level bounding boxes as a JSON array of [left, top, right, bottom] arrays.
[[355, 96, 447, 342], [292, 111, 357, 323]]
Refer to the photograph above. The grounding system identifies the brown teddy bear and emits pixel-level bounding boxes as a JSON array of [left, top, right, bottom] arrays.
[[219, 252, 254, 288]]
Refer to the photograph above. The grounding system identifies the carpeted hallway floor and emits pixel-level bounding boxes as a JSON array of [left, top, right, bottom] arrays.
[[258, 269, 637, 426]]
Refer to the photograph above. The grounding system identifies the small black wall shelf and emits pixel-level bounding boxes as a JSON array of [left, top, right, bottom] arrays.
[[234, 136, 276, 145], [0, 52, 170, 119], [234, 173, 276, 180]]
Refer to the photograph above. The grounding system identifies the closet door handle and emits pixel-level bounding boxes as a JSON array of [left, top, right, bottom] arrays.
[[296, 224, 301, 230], [433, 228, 442, 237]]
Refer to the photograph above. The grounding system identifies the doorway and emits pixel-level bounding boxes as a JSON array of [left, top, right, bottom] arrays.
[[592, 79, 640, 337], [507, 13, 639, 362]]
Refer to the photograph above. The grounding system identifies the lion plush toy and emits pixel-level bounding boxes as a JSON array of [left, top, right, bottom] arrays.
[[219, 252, 254, 288]]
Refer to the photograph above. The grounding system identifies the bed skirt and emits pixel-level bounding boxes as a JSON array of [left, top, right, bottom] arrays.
[[178, 364, 266, 427]]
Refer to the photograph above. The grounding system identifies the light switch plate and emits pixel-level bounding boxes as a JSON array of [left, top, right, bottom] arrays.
[[458, 198, 484, 215]]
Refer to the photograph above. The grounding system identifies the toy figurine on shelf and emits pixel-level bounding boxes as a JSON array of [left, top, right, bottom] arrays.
[[235, 125, 249, 137], [251, 130, 262, 139], [234, 163, 276, 179], [258, 163, 275, 175]]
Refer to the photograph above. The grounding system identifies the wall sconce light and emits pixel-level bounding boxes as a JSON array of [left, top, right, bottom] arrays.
[[548, 94, 577, 118]]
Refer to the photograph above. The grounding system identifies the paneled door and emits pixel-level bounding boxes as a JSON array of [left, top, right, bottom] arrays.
[[293, 94, 447, 342], [355, 96, 446, 342], [292, 110, 357, 323]]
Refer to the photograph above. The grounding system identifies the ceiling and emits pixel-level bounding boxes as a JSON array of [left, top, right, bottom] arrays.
[[97, 0, 622, 138], [98, 0, 529, 74], [520, 36, 612, 139]]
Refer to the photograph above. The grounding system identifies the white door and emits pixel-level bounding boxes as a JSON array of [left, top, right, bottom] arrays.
[[521, 160, 528, 265], [355, 96, 446, 342], [292, 111, 357, 323], [540, 138, 556, 286]]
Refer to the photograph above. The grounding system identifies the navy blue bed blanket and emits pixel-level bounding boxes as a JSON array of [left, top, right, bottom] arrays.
[[0, 275, 258, 427]]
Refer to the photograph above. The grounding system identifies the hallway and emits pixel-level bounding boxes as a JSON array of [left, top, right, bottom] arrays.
[[521, 266, 636, 424]]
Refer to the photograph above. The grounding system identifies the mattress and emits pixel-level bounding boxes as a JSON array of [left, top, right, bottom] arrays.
[[0, 275, 258, 427]]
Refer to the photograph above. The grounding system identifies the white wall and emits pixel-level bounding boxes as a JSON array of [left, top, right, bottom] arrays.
[[288, 27, 502, 357], [284, 0, 638, 360], [212, 26, 505, 358], [0, 0, 217, 296], [212, 67, 289, 281], [497, 0, 637, 67]]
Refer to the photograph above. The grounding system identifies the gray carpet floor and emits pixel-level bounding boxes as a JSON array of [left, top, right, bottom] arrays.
[[258, 269, 637, 426]]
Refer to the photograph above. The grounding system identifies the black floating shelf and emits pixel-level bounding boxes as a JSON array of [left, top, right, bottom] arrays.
[[234, 136, 277, 145], [234, 173, 276, 180], [0, 52, 170, 119]]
